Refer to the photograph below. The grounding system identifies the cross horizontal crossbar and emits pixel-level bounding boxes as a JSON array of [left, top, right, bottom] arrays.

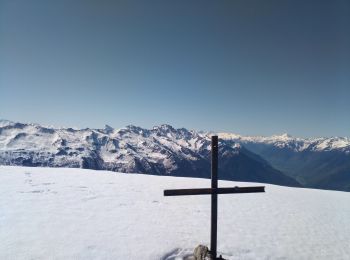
[[164, 186, 265, 196]]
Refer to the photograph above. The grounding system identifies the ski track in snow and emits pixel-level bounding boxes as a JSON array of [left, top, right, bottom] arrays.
[[1, 166, 350, 260]]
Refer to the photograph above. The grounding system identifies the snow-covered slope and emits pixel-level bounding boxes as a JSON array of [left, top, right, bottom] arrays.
[[0, 166, 349, 260], [0, 121, 299, 187]]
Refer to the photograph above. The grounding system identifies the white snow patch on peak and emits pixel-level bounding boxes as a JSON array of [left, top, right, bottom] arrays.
[[0, 119, 15, 127], [218, 133, 243, 139], [271, 133, 293, 140], [153, 124, 174, 129], [232, 142, 241, 149]]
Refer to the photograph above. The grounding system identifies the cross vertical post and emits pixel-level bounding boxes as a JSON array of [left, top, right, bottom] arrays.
[[211, 136, 218, 259], [163, 136, 265, 260]]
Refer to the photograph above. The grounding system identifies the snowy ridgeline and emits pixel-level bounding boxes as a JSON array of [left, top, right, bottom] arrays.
[[2, 120, 350, 191], [1, 166, 350, 260]]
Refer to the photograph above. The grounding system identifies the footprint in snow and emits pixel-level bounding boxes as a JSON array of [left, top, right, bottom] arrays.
[[161, 248, 194, 260], [42, 182, 55, 186], [82, 196, 98, 201]]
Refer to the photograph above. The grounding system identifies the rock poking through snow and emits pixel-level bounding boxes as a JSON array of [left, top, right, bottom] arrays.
[[193, 245, 212, 260]]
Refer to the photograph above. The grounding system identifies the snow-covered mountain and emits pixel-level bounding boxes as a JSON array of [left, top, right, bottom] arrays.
[[219, 132, 350, 153], [220, 132, 350, 191], [0, 120, 299, 187], [1, 166, 350, 259], [2, 119, 349, 190]]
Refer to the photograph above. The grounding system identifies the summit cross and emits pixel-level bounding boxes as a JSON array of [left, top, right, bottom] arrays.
[[164, 136, 265, 260]]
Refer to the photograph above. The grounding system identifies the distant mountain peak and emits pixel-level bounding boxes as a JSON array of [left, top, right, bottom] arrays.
[[270, 133, 294, 141], [104, 124, 114, 133], [125, 125, 144, 133], [280, 133, 292, 138], [0, 119, 14, 127], [152, 124, 175, 131]]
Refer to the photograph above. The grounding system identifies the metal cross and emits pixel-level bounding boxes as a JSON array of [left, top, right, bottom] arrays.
[[164, 136, 265, 260]]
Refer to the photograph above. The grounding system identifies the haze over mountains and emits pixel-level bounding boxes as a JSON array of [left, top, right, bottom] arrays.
[[1, 120, 349, 191]]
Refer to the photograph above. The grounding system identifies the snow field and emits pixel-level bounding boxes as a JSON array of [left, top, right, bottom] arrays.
[[1, 166, 350, 260]]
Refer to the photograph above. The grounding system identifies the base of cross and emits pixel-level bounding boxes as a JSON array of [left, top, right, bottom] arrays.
[[193, 245, 226, 260]]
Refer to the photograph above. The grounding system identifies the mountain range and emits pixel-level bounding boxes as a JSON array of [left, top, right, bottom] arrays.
[[1, 119, 349, 191], [220, 132, 350, 191]]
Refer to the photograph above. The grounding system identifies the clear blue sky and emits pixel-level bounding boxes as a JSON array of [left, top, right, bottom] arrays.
[[1, 0, 349, 137]]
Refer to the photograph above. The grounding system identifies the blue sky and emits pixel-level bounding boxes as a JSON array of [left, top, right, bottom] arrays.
[[1, 0, 349, 137]]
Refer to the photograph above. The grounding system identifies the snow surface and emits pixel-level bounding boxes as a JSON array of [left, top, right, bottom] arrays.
[[1, 166, 350, 260]]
